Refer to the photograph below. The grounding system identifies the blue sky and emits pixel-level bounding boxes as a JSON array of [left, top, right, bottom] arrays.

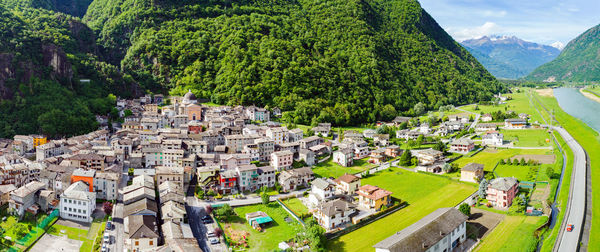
[[419, 0, 600, 47]]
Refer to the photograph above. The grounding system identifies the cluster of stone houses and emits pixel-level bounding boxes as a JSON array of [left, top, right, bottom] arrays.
[[305, 174, 393, 232]]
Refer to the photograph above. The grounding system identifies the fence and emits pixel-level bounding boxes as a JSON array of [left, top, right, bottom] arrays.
[[276, 199, 306, 227], [9, 209, 59, 251], [211, 212, 231, 248]]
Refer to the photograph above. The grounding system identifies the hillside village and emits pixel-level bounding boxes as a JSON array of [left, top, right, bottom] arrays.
[[0, 90, 563, 252]]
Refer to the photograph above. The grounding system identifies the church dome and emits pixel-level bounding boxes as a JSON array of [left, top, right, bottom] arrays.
[[183, 90, 196, 103]]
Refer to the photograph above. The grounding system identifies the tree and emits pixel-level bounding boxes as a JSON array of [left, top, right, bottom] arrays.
[[102, 201, 113, 215], [261, 192, 270, 205], [433, 141, 447, 153], [459, 203, 471, 217], [381, 104, 397, 121], [520, 157, 527, 166], [214, 227, 223, 238], [442, 163, 453, 173], [478, 178, 488, 199], [546, 166, 555, 179], [414, 102, 425, 116], [215, 204, 234, 220], [416, 135, 424, 147], [376, 124, 388, 134], [399, 150, 413, 166], [205, 205, 213, 215], [14, 223, 29, 237], [499, 159, 506, 165], [295, 219, 325, 250]]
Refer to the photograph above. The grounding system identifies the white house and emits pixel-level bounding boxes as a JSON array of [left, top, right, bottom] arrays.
[[333, 148, 354, 167], [308, 178, 336, 207], [266, 127, 288, 145], [60, 181, 96, 223], [482, 131, 504, 146], [373, 208, 468, 252], [313, 198, 357, 231]]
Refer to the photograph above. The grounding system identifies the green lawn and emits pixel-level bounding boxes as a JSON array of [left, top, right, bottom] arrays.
[[476, 215, 547, 252], [327, 169, 476, 251], [224, 203, 300, 251], [312, 157, 375, 178], [532, 91, 600, 251], [499, 129, 552, 147], [454, 148, 549, 171], [281, 197, 309, 217], [494, 164, 533, 181]]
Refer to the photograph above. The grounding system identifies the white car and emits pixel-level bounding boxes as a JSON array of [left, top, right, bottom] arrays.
[[206, 231, 216, 238], [209, 237, 220, 245], [103, 234, 111, 244]]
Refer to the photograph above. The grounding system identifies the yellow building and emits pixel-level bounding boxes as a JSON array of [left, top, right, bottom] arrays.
[[33, 135, 47, 149], [357, 184, 393, 211]]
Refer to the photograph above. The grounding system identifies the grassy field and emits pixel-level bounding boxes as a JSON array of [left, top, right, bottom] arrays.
[[454, 148, 550, 171], [281, 197, 309, 216], [499, 129, 552, 147], [475, 215, 547, 252], [494, 164, 534, 181], [224, 203, 300, 251], [460, 92, 545, 124], [533, 91, 600, 251], [312, 157, 375, 178], [327, 169, 476, 251]]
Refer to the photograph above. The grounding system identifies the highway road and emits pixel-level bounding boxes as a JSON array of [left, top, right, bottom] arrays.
[[551, 126, 587, 252]]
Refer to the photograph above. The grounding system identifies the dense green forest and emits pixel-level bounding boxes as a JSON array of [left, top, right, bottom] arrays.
[[83, 0, 502, 125], [0, 0, 503, 138], [527, 24, 600, 82], [0, 4, 138, 138]]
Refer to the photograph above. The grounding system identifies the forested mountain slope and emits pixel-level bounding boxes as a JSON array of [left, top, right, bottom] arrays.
[[0, 4, 139, 138], [527, 24, 600, 82], [83, 0, 502, 125], [1, 0, 92, 17]]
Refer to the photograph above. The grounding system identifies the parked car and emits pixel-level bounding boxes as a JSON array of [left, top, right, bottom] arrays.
[[209, 238, 220, 245], [206, 231, 216, 238], [202, 215, 211, 221], [202, 217, 213, 224], [567, 224, 574, 232], [106, 221, 112, 230], [103, 234, 111, 244]]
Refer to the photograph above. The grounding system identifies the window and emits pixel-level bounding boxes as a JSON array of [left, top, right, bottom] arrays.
[[149, 240, 153, 246], [135, 241, 139, 246]]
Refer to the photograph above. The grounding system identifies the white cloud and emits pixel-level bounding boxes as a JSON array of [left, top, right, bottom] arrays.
[[482, 10, 507, 17], [447, 22, 503, 42]]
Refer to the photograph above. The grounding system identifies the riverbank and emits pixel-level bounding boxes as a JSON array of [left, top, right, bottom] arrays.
[[537, 89, 600, 251], [580, 88, 600, 103]]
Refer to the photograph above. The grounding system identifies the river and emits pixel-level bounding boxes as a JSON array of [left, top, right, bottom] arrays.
[[553, 87, 600, 132]]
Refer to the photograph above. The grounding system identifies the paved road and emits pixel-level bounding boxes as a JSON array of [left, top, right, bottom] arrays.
[[109, 165, 129, 252], [550, 126, 587, 252]]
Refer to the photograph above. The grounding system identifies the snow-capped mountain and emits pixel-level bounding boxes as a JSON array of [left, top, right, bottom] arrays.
[[461, 35, 561, 79]]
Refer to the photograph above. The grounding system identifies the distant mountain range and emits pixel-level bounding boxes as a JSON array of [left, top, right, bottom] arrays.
[[527, 24, 600, 82], [461, 35, 561, 79]]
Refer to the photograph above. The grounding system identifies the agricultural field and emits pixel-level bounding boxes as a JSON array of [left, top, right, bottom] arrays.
[[327, 169, 476, 252], [312, 157, 375, 178], [499, 129, 552, 147], [454, 148, 550, 171], [222, 203, 301, 251], [475, 215, 547, 252]]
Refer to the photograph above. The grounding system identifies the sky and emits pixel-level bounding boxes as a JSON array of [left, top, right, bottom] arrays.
[[419, 0, 600, 48]]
